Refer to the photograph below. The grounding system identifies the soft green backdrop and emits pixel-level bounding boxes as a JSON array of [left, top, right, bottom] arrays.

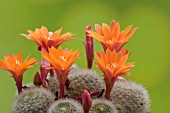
[[0, 0, 169, 113]]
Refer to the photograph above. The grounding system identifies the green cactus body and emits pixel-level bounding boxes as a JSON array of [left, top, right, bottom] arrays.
[[48, 99, 83, 113], [12, 87, 55, 113], [67, 68, 105, 98], [47, 76, 60, 95], [110, 81, 150, 113], [90, 99, 116, 113]]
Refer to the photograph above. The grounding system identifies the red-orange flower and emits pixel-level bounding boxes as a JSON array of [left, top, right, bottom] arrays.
[[21, 26, 74, 52], [0, 52, 37, 94], [41, 46, 80, 97], [87, 20, 137, 51], [95, 49, 134, 99]]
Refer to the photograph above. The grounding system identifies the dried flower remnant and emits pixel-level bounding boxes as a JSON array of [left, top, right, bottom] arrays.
[[41, 46, 80, 98], [87, 20, 137, 51], [83, 26, 94, 69], [0, 52, 37, 94], [21, 26, 74, 52], [95, 49, 134, 99]]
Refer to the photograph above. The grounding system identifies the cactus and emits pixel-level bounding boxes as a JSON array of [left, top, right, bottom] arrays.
[[47, 75, 60, 95], [48, 99, 83, 113], [12, 87, 55, 113], [89, 98, 116, 113], [110, 81, 150, 113], [67, 68, 105, 98]]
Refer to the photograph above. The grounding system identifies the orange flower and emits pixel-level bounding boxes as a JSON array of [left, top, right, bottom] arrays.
[[87, 20, 137, 51], [21, 26, 74, 52], [41, 46, 80, 97], [0, 52, 37, 94], [95, 49, 134, 99]]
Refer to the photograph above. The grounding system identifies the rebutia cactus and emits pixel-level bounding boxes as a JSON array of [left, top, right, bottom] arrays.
[[0, 20, 151, 113], [48, 99, 83, 113], [89, 99, 117, 113], [110, 81, 150, 113], [47, 75, 60, 95], [67, 68, 105, 98], [12, 87, 55, 113]]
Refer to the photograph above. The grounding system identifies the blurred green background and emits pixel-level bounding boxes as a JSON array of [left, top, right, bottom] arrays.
[[0, 0, 170, 112]]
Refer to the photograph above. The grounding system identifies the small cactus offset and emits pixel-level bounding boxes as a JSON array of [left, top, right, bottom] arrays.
[[48, 99, 83, 113], [12, 88, 55, 113], [110, 81, 150, 113], [0, 20, 151, 113], [67, 68, 105, 99], [90, 99, 117, 113]]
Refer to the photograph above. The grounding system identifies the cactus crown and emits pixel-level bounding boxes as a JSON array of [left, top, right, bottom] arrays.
[[110, 81, 150, 113], [90, 99, 116, 113], [67, 68, 104, 98], [12, 87, 55, 113], [48, 99, 83, 113]]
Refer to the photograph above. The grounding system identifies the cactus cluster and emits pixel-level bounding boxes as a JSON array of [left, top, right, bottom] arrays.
[[0, 20, 151, 113]]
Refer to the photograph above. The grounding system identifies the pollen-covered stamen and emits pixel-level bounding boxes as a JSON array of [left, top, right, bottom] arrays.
[[16, 60, 20, 65], [107, 63, 116, 69], [108, 40, 112, 43], [60, 56, 67, 62]]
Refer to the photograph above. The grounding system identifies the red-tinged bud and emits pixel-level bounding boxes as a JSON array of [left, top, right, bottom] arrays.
[[33, 72, 42, 86], [82, 90, 92, 113], [85, 26, 94, 69]]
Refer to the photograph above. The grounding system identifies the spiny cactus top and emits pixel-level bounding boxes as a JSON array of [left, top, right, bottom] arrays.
[[67, 68, 104, 99], [110, 81, 150, 113], [90, 99, 117, 113], [12, 87, 55, 113], [21, 26, 74, 52], [48, 99, 83, 113], [0, 52, 37, 94], [87, 20, 137, 51]]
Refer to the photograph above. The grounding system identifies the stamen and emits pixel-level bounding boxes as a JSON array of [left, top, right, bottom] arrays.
[[108, 63, 116, 69], [16, 60, 20, 65], [60, 56, 66, 62]]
